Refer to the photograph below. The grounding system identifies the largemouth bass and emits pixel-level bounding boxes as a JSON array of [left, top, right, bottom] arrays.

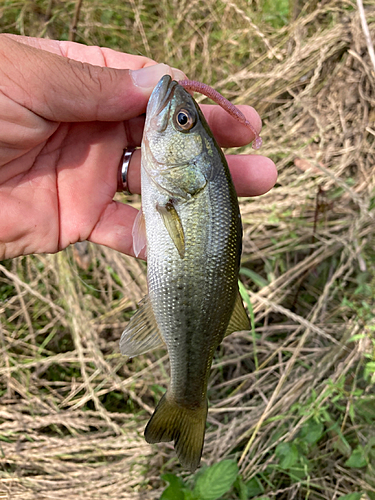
[[120, 75, 250, 471]]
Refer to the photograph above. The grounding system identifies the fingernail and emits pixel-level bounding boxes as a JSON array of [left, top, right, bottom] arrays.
[[171, 67, 187, 81], [130, 63, 172, 89], [130, 64, 188, 89]]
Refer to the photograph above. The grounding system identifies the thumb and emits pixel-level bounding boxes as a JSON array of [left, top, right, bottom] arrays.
[[0, 35, 183, 123]]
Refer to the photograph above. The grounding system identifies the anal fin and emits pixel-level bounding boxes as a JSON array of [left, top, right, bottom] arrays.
[[224, 289, 250, 337], [120, 295, 165, 357]]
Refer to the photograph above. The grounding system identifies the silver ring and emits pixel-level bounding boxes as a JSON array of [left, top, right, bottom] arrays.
[[118, 147, 136, 194]]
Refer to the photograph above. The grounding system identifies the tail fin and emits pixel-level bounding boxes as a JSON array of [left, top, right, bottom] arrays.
[[144, 391, 208, 472]]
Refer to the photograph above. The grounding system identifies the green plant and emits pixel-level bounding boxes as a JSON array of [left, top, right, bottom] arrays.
[[160, 460, 239, 500]]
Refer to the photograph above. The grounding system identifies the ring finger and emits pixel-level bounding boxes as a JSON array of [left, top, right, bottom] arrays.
[[118, 148, 277, 198]]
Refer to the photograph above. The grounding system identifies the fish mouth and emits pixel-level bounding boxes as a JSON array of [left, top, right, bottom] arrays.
[[148, 75, 179, 119]]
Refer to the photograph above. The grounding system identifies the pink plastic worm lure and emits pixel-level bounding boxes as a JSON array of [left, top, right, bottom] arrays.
[[178, 79, 262, 150]]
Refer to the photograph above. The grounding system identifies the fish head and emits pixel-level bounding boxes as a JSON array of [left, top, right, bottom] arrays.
[[143, 75, 210, 170]]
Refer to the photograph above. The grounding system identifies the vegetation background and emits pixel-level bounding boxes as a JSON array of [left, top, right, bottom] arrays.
[[0, 0, 374, 498]]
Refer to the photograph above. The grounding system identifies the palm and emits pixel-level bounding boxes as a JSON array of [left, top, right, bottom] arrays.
[[2, 119, 128, 257], [49, 121, 126, 249]]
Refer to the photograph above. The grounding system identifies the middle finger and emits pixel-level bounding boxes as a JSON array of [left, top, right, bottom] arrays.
[[123, 104, 261, 149]]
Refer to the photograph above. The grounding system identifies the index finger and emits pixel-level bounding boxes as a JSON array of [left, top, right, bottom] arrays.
[[201, 104, 261, 148]]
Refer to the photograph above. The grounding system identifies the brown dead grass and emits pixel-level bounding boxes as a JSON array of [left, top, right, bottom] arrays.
[[0, 0, 374, 498]]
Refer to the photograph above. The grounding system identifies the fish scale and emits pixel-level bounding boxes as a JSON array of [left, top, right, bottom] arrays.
[[146, 186, 235, 405], [120, 75, 250, 471]]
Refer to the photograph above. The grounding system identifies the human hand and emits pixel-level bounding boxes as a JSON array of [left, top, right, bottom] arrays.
[[0, 34, 277, 261]]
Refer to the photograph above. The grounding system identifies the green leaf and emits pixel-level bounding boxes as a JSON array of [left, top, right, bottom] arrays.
[[238, 280, 252, 312], [288, 465, 308, 481], [193, 460, 239, 500], [234, 477, 248, 500], [246, 476, 264, 498], [160, 474, 186, 500], [160, 487, 185, 500], [275, 442, 299, 469], [346, 333, 367, 343], [337, 493, 363, 500], [161, 473, 184, 486], [183, 491, 197, 500], [356, 398, 375, 424], [299, 419, 324, 445], [238, 280, 258, 368], [364, 362, 375, 380], [239, 268, 268, 288], [345, 446, 368, 468]]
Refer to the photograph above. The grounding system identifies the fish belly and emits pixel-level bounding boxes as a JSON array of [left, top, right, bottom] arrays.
[[142, 167, 240, 408]]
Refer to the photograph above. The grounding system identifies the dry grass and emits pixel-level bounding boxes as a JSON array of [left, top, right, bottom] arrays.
[[0, 0, 375, 498]]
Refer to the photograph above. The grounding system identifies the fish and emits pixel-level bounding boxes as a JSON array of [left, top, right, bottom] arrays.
[[120, 75, 250, 472]]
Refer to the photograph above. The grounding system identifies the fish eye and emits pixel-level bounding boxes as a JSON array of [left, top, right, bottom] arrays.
[[174, 108, 195, 131]]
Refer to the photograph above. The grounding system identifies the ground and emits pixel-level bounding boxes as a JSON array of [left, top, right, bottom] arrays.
[[0, 1, 374, 499]]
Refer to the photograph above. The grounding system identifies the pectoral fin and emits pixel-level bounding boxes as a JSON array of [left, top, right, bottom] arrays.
[[156, 201, 185, 258], [120, 295, 165, 357], [224, 290, 250, 337], [132, 207, 147, 258]]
